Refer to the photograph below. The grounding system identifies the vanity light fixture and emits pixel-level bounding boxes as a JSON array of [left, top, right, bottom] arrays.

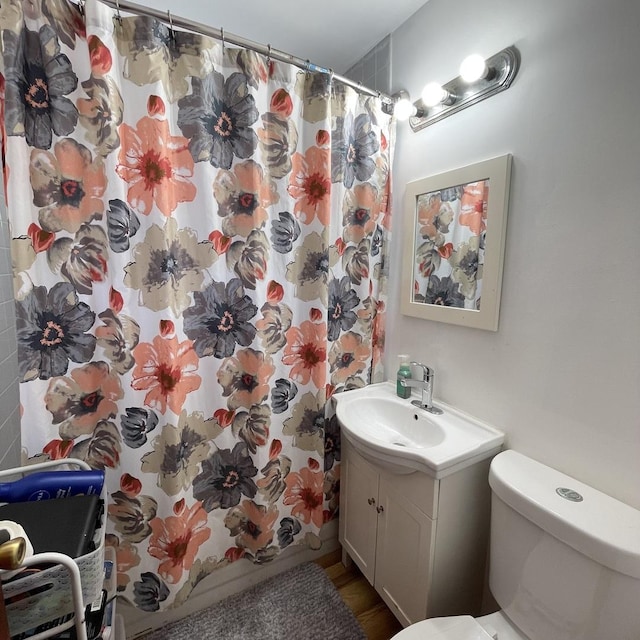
[[393, 90, 425, 121], [459, 53, 494, 83], [421, 82, 454, 108], [396, 45, 520, 131]]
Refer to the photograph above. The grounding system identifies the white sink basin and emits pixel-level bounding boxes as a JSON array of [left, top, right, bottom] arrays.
[[335, 382, 504, 478]]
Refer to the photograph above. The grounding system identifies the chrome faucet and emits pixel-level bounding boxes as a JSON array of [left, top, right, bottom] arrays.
[[400, 362, 443, 414]]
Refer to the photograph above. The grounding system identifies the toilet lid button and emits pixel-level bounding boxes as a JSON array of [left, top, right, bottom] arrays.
[[556, 487, 583, 502]]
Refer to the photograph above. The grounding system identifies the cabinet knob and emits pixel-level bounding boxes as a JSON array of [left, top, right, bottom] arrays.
[[376, 505, 384, 514], [367, 497, 376, 506]]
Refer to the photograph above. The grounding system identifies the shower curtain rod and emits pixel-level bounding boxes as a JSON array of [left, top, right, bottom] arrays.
[[93, 0, 394, 105]]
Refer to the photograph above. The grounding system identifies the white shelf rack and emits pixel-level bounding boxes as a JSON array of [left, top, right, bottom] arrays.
[[0, 459, 107, 640]]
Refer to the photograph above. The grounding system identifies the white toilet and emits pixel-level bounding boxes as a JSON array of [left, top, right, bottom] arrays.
[[392, 449, 640, 639]]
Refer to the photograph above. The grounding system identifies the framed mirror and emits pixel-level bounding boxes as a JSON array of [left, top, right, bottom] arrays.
[[401, 154, 512, 331]]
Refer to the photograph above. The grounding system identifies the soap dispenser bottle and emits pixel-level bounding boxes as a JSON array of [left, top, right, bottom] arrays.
[[396, 355, 412, 399]]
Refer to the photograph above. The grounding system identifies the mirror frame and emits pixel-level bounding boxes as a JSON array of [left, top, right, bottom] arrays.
[[401, 154, 512, 331]]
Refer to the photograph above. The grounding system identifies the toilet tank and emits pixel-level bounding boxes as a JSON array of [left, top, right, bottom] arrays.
[[488, 450, 640, 640]]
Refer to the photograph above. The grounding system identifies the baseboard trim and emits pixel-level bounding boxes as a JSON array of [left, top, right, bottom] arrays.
[[123, 520, 339, 638]]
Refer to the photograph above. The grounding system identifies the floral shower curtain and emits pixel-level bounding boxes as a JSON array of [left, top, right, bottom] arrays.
[[413, 181, 488, 308], [0, 0, 392, 611]]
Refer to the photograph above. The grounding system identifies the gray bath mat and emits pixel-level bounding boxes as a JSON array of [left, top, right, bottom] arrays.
[[141, 561, 367, 640]]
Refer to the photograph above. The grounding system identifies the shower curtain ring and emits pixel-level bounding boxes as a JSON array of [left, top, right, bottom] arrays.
[[114, 0, 122, 24], [78, 0, 85, 16], [305, 59, 311, 73], [220, 27, 225, 54], [329, 69, 335, 84], [266, 44, 271, 64]]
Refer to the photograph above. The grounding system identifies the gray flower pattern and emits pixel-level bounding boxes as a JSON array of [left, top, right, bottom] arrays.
[[328, 276, 359, 341], [270, 211, 301, 254], [15, 282, 96, 382], [183, 279, 257, 359], [107, 199, 140, 253], [3, 24, 78, 149], [120, 407, 159, 449], [422, 275, 465, 307], [177, 70, 259, 170], [192, 442, 258, 511], [331, 113, 379, 188]]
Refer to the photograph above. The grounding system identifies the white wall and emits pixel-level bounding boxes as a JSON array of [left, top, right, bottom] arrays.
[[387, 0, 640, 508]]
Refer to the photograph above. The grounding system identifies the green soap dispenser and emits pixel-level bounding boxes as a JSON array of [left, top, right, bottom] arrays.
[[396, 355, 412, 399]]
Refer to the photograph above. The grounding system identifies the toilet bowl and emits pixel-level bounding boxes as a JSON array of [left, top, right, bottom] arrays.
[[391, 450, 640, 640]]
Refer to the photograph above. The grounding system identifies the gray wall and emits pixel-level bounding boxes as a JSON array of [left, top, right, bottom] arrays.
[[387, 0, 640, 507], [0, 189, 20, 470], [344, 35, 392, 96]]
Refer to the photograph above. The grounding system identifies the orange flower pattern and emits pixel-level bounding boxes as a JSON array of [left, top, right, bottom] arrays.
[[45, 361, 123, 439], [6, 7, 392, 613], [459, 181, 488, 236], [224, 499, 279, 557], [30, 138, 107, 233], [283, 466, 325, 528], [117, 116, 196, 217], [287, 146, 332, 225], [213, 159, 278, 237], [217, 347, 275, 410], [282, 320, 327, 389], [148, 501, 211, 584], [131, 335, 201, 415]]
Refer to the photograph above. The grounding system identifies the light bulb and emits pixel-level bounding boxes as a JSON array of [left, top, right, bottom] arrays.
[[394, 97, 417, 121], [421, 82, 448, 107], [459, 54, 488, 83]]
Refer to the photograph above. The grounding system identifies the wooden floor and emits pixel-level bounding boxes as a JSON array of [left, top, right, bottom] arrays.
[[315, 549, 403, 640]]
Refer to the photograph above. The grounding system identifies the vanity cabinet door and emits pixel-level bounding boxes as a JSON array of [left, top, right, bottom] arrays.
[[374, 476, 436, 626], [339, 442, 380, 584], [339, 437, 493, 627]]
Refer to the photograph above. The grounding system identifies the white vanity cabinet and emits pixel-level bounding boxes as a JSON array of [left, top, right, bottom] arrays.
[[339, 438, 493, 627]]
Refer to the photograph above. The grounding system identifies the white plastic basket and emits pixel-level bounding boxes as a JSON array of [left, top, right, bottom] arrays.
[[0, 459, 106, 640]]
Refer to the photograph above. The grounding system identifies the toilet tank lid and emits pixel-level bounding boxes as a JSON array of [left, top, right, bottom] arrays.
[[489, 450, 640, 580]]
